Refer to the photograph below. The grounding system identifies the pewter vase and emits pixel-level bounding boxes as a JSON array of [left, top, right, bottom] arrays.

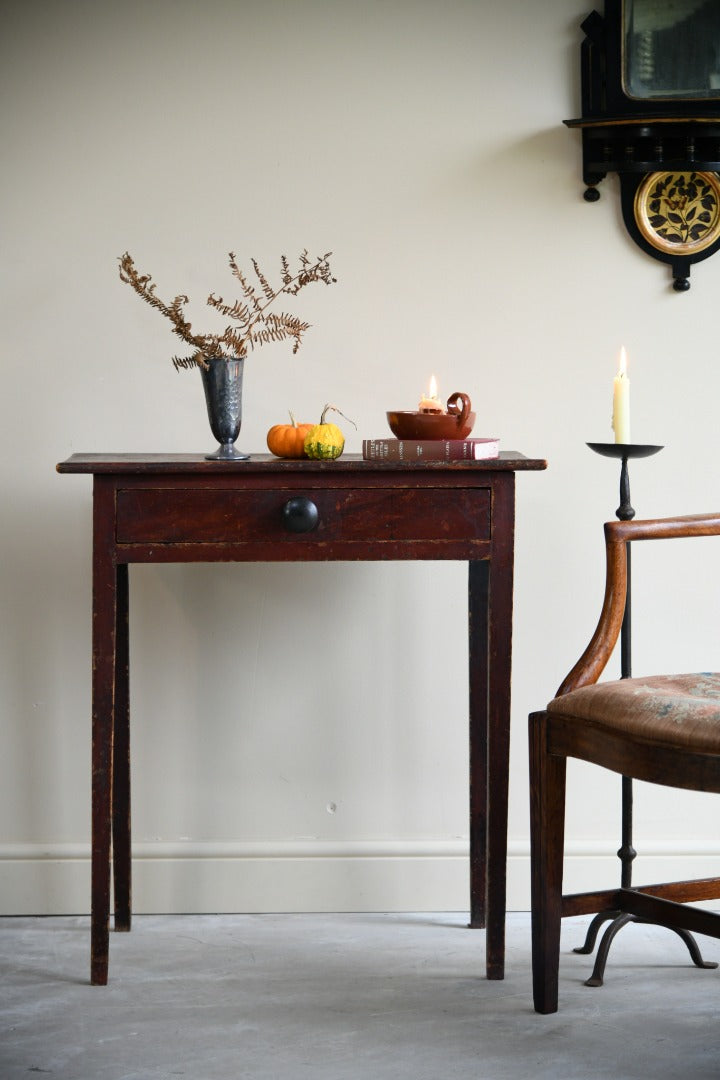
[[200, 356, 250, 461]]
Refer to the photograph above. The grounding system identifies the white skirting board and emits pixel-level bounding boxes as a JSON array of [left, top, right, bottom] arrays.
[[1, 840, 719, 915]]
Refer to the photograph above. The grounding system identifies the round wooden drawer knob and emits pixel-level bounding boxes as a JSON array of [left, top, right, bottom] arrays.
[[282, 496, 319, 533]]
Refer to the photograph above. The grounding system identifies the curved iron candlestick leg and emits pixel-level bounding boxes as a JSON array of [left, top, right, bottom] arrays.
[[584, 912, 635, 987], [670, 928, 718, 970], [584, 917, 718, 987], [582, 442, 715, 986], [573, 910, 621, 955]]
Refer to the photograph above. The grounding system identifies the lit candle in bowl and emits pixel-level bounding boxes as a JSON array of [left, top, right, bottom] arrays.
[[418, 374, 443, 413], [612, 347, 631, 443]]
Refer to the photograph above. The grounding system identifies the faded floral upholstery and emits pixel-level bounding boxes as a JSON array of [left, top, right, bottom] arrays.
[[548, 674, 720, 753]]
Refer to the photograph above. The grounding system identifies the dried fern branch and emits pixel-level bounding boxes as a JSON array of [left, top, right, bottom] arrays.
[[118, 250, 336, 371]]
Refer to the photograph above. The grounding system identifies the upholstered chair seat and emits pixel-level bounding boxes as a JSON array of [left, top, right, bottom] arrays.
[[548, 673, 720, 754]]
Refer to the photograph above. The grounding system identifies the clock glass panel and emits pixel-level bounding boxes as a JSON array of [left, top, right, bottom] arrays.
[[623, 0, 720, 99]]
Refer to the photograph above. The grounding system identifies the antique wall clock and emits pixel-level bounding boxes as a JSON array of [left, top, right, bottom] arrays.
[[566, 0, 720, 290]]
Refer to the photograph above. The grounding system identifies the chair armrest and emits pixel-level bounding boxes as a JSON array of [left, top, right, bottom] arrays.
[[607, 512, 720, 544], [556, 512, 720, 697]]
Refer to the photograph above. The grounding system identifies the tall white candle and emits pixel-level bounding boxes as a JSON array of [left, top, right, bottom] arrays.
[[612, 347, 631, 444]]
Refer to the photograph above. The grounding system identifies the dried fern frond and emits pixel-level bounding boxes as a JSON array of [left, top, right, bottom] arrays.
[[280, 255, 292, 286], [119, 252, 214, 369], [218, 327, 251, 356], [206, 293, 252, 326], [172, 352, 208, 372], [228, 253, 264, 314], [248, 312, 312, 354], [119, 249, 336, 371], [252, 258, 277, 304], [266, 311, 312, 333]]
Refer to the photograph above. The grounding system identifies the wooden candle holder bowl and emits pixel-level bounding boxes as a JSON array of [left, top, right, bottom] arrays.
[[387, 392, 475, 440]]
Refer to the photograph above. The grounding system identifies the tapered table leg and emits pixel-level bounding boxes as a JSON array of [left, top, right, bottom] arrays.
[[90, 479, 117, 985], [469, 475, 516, 979], [483, 476, 515, 980], [468, 559, 489, 932], [112, 562, 131, 932]]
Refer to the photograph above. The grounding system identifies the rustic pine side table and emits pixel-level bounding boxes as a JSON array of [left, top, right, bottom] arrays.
[[57, 452, 546, 984]]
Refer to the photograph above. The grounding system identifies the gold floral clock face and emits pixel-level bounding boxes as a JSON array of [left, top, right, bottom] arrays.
[[634, 172, 720, 256]]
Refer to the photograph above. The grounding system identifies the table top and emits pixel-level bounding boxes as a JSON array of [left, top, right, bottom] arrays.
[[57, 452, 547, 475]]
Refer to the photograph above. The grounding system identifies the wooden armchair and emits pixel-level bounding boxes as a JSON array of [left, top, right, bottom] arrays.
[[529, 513, 720, 1014]]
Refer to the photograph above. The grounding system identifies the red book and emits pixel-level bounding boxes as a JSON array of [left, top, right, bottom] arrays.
[[362, 438, 499, 461]]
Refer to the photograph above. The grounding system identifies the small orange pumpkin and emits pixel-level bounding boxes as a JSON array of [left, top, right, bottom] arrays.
[[266, 412, 314, 458]]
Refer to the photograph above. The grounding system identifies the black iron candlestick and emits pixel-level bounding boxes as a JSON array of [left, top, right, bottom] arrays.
[[577, 443, 716, 986]]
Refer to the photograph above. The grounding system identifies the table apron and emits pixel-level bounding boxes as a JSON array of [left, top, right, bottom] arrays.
[[113, 539, 493, 562]]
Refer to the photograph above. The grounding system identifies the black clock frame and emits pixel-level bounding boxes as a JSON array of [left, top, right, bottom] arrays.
[[566, 1, 720, 290]]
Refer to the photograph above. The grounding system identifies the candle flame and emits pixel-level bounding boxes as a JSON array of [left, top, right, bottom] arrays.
[[428, 374, 438, 399], [619, 346, 628, 377]]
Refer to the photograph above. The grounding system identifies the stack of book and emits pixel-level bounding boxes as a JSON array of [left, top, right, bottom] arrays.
[[362, 437, 499, 461]]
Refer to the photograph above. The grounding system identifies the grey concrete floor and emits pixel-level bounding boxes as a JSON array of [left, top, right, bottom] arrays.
[[1, 912, 719, 1080]]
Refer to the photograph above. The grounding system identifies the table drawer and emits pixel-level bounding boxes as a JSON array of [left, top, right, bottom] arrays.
[[116, 486, 491, 545]]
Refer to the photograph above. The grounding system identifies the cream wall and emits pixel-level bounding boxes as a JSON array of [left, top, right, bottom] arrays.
[[1, 0, 718, 916]]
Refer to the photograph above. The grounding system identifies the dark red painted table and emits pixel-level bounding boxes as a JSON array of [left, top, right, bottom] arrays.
[[57, 452, 546, 984]]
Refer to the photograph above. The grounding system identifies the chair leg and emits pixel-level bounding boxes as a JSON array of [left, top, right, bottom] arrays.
[[529, 711, 567, 1014]]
